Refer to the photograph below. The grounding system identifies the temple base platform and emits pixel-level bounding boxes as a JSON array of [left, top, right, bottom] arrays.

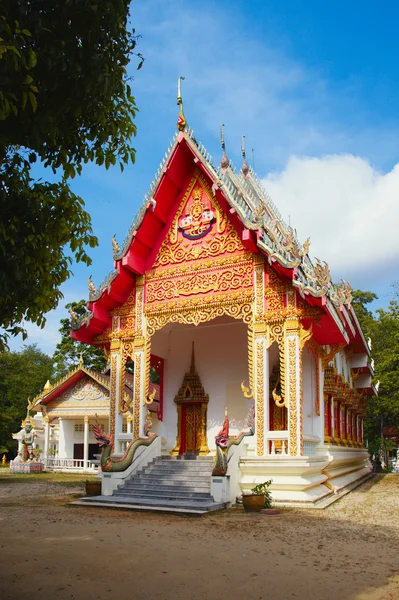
[[239, 447, 371, 507]]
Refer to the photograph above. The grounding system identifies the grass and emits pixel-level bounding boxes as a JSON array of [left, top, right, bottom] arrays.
[[0, 469, 97, 486]]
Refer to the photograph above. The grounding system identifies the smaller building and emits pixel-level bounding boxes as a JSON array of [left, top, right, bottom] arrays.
[[13, 358, 129, 473]]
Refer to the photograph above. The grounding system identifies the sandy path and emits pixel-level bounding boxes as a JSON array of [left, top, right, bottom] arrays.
[[1, 474, 398, 600]]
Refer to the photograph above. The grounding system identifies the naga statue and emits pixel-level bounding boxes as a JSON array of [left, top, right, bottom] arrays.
[[212, 406, 255, 477], [92, 422, 157, 473]]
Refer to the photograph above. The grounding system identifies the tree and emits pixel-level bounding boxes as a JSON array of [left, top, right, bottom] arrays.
[[351, 289, 378, 334], [353, 289, 399, 452], [52, 300, 107, 378], [0, 1, 141, 349], [0, 344, 53, 457]]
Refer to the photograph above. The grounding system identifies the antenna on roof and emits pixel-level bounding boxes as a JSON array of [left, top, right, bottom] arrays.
[[252, 148, 255, 171], [220, 123, 229, 170], [177, 76, 187, 132], [241, 135, 249, 178]]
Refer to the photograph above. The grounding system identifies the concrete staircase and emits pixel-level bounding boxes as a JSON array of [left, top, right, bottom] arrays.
[[75, 456, 226, 515]]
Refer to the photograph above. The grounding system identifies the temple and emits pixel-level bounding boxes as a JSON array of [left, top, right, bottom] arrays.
[[29, 84, 375, 507]]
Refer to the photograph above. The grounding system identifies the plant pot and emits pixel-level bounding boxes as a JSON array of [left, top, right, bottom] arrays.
[[242, 494, 265, 513], [85, 481, 101, 496]]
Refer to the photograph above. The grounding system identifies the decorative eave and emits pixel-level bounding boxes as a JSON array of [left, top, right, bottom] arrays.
[[31, 363, 110, 408], [71, 126, 366, 353]]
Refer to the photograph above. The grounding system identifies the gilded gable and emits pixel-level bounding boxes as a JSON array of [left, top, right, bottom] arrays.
[[151, 171, 247, 268]]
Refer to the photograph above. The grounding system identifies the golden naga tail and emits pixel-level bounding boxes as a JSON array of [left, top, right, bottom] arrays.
[[272, 375, 286, 407], [241, 380, 254, 399], [143, 387, 157, 406]]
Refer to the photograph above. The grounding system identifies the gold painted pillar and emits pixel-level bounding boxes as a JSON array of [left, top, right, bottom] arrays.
[[44, 415, 50, 468], [253, 254, 268, 457], [284, 319, 310, 456], [133, 277, 145, 439], [109, 316, 122, 447]]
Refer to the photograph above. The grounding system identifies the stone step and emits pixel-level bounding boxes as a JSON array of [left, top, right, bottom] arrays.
[[143, 465, 213, 473], [134, 477, 211, 487], [113, 489, 212, 500], [73, 496, 225, 515], [122, 480, 210, 491]]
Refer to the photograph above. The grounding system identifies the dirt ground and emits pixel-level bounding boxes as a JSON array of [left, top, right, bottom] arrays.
[[0, 471, 398, 600]]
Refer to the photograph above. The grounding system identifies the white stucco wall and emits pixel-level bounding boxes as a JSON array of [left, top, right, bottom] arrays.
[[150, 316, 252, 453], [302, 346, 317, 437], [57, 419, 74, 458]]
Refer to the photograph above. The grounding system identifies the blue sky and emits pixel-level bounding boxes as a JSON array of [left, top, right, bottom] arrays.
[[9, 0, 399, 354]]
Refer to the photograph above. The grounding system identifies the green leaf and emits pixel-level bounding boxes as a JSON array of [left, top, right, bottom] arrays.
[[28, 91, 37, 112]]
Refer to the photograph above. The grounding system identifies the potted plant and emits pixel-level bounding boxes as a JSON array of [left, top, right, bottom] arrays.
[[242, 480, 272, 513]]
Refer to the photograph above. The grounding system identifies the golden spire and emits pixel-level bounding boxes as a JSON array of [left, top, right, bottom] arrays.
[[241, 135, 249, 177], [177, 76, 187, 131], [220, 123, 229, 170], [43, 380, 51, 391]]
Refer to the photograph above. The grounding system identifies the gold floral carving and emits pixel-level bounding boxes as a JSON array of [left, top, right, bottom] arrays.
[[153, 172, 243, 268], [120, 341, 133, 413], [111, 288, 136, 331], [146, 252, 251, 281], [299, 324, 312, 350], [288, 337, 298, 456], [267, 322, 286, 403], [256, 338, 265, 456], [146, 262, 252, 303], [133, 352, 141, 439], [56, 379, 107, 403], [146, 292, 253, 336], [144, 335, 151, 399], [321, 344, 346, 371], [110, 355, 117, 445], [265, 269, 286, 313], [247, 324, 255, 395], [135, 288, 144, 336]]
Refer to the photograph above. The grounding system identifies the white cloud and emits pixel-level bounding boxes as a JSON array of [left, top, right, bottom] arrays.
[[263, 154, 399, 283]]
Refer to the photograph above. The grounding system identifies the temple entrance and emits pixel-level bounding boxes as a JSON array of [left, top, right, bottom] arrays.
[[180, 403, 204, 455], [171, 343, 210, 456], [149, 316, 251, 455]]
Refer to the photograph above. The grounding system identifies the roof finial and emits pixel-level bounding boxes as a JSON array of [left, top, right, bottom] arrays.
[[190, 341, 196, 374], [220, 124, 229, 170], [177, 76, 187, 132], [241, 135, 249, 178], [78, 353, 84, 368]]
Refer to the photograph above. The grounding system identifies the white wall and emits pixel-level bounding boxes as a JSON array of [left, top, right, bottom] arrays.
[[57, 419, 74, 458], [150, 316, 252, 453], [302, 346, 317, 437]]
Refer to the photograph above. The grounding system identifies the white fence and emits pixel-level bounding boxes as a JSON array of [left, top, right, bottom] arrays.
[[47, 458, 98, 471]]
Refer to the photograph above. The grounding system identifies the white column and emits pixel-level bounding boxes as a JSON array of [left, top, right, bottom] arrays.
[[83, 416, 89, 469], [58, 418, 66, 458], [331, 397, 335, 438], [44, 417, 50, 467]]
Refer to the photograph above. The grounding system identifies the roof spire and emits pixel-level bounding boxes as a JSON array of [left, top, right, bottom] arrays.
[[220, 124, 229, 170], [241, 135, 249, 178], [177, 76, 187, 132]]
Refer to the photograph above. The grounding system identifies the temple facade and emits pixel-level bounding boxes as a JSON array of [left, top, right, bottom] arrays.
[[64, 101, 375, 505]]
